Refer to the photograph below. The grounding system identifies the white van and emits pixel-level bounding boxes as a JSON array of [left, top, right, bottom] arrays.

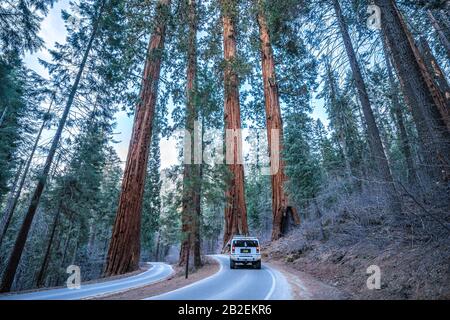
[[228, 236, 261, 269]]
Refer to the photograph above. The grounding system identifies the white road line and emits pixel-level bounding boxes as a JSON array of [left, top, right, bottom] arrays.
[[144, 255, 224, 300], [263, 266, 277, 300], [35, 265, 168, 300], [146, 255, 280, 300], [84, 265, 175, 300], [0, 262, 174, 300]]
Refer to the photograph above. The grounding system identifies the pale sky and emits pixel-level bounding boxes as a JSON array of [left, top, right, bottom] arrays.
[[23, 1, 328, 170]]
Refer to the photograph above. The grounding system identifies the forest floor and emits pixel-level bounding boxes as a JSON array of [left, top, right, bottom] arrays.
[[91, 256, 219, 300], [265, 216, 450, 299]]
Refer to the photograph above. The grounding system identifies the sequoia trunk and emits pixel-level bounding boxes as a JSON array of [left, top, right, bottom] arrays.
[[104, 0, 171, 276], [417, 37, 450, 114], [256, 2, 299, 240], [221, 0, 249, 249]]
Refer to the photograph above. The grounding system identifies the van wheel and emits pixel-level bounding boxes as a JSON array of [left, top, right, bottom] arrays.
[[254, 261, 261, 269], [230, 260, 235, 269]]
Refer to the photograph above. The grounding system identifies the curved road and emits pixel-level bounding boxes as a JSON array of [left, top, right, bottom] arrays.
[[0, 262, 173, 300], [146, 255, 292, 300]]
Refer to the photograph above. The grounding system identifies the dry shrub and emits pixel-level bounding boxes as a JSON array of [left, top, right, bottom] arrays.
[[266, 176, 450, 299]]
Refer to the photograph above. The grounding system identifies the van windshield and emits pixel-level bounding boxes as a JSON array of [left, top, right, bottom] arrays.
[[233, 240, 258, 247]]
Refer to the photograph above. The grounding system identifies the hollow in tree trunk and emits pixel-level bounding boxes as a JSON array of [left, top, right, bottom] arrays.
[[255, 2, 299, 241]]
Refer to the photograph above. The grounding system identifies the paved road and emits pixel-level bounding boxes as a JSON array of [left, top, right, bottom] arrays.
[[0, 262, 173, 300], [146, 255, 292, 300]]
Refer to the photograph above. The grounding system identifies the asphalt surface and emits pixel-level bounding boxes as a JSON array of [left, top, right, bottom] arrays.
[[0, 262, 173, 300], [146, 255, 292, 300]]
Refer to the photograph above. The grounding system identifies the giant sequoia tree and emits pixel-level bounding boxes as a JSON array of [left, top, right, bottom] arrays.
[[254, 0, 300, 240], [104, 0, 172, 276], [221, 0, 249, 248]]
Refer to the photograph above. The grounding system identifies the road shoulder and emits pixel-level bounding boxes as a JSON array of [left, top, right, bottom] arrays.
[[266, 259, 350, 300], [92, 257, 220, 300]]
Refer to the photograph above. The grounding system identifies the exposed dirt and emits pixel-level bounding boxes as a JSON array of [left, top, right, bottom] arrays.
[[265, 224, 450, 300], [266, 260, 349, 299], [91, 257, 219, 300]]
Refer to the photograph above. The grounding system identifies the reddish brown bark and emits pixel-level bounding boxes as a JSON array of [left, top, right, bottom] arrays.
[[417, 37, 450, 123], [179, 0, 202, 268], [104, 0, 171, 276], [256, 3, 299, 241], [221, 0, 249, 249], [408, 34, 450, 134]]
